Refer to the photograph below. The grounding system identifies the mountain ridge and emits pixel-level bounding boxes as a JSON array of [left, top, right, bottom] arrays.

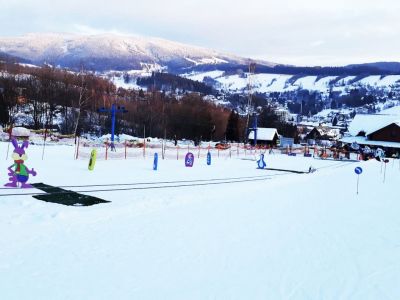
[[0, 32, 399, 76], [0, 32, 275, 72]]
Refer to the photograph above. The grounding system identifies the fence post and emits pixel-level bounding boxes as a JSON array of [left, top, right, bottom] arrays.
[[125, 141, 127, 159], [143, 139, 146, 158], [75, 137, 80, 160], [105, 143, 108, 160]]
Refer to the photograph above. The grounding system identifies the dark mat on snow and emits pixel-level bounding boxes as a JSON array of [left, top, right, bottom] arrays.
[[31, 183, 110, 206]]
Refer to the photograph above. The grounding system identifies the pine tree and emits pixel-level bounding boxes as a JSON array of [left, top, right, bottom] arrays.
[[225, 110, 240, 141]]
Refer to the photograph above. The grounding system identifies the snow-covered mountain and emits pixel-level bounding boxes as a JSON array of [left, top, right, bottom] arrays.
[[0, 33, 275, 72]]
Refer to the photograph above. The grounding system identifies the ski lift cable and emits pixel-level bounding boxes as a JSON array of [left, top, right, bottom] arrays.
[[0, 173, 289, 191], [314, 160, 358, 171], [0, 176, 277, 197]]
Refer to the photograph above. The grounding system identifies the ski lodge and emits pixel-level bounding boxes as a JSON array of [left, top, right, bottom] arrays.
[[340, 113, 400, 155]]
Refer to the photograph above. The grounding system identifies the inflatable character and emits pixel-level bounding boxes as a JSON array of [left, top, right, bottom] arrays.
[[4, 139, 37, 188], [257, 153, 266, 169]]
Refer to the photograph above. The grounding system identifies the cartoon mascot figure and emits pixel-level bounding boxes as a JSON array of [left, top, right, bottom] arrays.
[[4, 139, 37, 188]]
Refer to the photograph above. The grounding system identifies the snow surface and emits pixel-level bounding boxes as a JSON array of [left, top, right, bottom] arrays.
[[11, 127, 30, 137], [184, 70, 225, 82], [186, 71, 400, 94], [377, 75, 400, 87], [356, 75, 382, 87], [315, 108, 353, 118], [108, 74, 142, 90], [379, 105, 400, 116], [1, 142, 399, 299]]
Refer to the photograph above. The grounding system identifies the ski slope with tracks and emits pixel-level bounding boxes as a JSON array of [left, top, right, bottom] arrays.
[[0, 143, 399, 299]]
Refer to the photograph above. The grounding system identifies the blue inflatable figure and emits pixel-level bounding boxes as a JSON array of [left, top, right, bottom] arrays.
[[185, 152, 194, 167], [207, 151, 211, 166], [257, 153, 266, 169], [153, 153, 158, 170]]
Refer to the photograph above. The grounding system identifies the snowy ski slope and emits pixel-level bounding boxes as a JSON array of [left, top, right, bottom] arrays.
[[0, 143, 399, 299]]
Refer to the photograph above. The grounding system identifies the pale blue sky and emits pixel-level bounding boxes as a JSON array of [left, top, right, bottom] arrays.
[[1, 0, 399, 66]]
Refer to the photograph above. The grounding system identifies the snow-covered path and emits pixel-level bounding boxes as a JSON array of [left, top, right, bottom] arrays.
[[0, 143, 399, 299]]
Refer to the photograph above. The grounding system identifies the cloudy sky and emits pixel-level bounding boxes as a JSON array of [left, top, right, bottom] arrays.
[[1, 0, 399, 66]]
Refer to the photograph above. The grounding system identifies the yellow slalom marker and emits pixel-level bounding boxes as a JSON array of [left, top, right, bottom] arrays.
[[88, 149, 97, 171]]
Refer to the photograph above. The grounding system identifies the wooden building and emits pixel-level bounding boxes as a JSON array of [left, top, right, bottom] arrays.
[[248, 128, 279, 146]]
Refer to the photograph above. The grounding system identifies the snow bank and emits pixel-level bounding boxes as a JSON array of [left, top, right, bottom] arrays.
[[11, 126, 30, 137]]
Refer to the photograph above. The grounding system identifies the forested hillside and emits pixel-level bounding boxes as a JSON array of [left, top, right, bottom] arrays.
[[0, 62, 233, 141]]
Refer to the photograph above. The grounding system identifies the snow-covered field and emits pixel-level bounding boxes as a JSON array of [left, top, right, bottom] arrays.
[[184, 72, 400, 94], [1, 142, 399, 299]]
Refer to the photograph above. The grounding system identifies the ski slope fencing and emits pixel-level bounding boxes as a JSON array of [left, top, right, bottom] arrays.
[[75, 141, 266, 161], [74, 139, 361, 161]]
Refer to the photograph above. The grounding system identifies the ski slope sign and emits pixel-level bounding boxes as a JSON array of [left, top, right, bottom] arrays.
[[354, 166, 363, 194], [354, 167, 363, 175]]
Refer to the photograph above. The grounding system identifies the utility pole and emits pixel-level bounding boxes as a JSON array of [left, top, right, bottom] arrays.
[[98, 103, 128, 151], [245, 62, 256, 142]]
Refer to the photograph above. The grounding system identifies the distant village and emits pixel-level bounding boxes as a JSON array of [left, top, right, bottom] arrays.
[[247, 98, 400, 156]]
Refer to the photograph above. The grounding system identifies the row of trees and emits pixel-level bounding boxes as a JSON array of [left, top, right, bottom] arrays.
[[1, 62, 300, 143], [0, 63, 231, 141], [136, 72, 214, 95], [0, 63, 115, 136]]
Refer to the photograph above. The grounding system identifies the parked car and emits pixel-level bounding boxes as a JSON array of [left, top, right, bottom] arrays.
[[215, 141, 231, 150]]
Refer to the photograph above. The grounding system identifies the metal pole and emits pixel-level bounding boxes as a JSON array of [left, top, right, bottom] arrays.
[[111, 104, 116, 151], [357, 174, 359, 195], [75, 137, 80, 160], [253, 114, 258, 147], [41, 127, 47, 160], [143, 125, 146, 158], [383, 162, 387, 183], [5, 125, 12, 160], [6, 137, 11, 160]]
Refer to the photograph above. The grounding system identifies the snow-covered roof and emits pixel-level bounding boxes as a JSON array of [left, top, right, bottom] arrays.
[[248, 128, 278, 141], [378, 105, 400, 116], [341, 136, 400, 149], [348, 114, 399, 136], [298, 121, 321, 127], [313, 126, 340, 138]]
